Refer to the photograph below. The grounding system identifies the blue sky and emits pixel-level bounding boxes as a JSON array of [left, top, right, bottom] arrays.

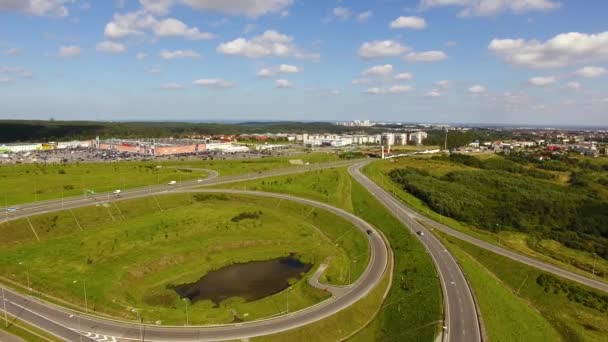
[[0, 0, 607, 125]]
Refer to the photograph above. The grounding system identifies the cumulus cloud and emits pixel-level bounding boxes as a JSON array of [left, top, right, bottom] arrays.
[[468, 84, 486, 93], [404, 50, 447, 62], [427, 90, 442, 97], [394, 72, 413, 80], [96, 41, 127, 53], [136, 52, 148, 60], [181, 0, 292, 18], [575, 66, 606, 78], [161, 82, 183, 89], [104, 10, 214, 41], [390, 16, 427, 30], [193, 78, 234, 88], [275, 79, 293, 88], [4, 48, 21, 56], [435, 80, 451, 88], [352, 78, 372, 86], [257, 64, 300, 77], [419, 0, 560, 17], [333, 7, 352, 20], [140, 0, 173, 15], [0, 77, 13, 83], [567, 81, 581, 90], [358, 40, 409, 59], [58, 45, 81, 58], [0, 0, 71, 17], [217, 30, 313, 59], [362, 64, 394, 76], [489, 32, 608, 69], [357, 11, 373, 23], [388, 85, 414, 93], [159, 49, 200, 59], [364, 87, 383, 95], [528, 76, 556, 86]]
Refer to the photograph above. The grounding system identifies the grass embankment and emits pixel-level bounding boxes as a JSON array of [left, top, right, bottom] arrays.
[[436, 231, 608, 341], [364, 156, 608, 283], [215, 167, 442, 341], [0, 152, 341, 206], [0, 193, 367, 325], [1, 316, 61, 342]]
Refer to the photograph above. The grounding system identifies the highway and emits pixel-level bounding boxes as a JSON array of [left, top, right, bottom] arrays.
[[0, 160, 390, 342], [349, 163, 482, 342]]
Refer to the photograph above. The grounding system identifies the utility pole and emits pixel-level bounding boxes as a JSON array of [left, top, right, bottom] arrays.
[[444, 127, 449, 151], [2, 287, 8, 328]]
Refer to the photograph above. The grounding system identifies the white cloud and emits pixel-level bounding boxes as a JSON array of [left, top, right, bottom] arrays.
[[217, 30, 312, 59], [357, 11, 373, 23], [394, 72, 413, 80], [193, 78, 234, 88], [363, 64, 394, 76], [136, 52, 148, 60], [388, 85, 414, 93], [58, 45, 81, 58], [0, 77, 13, 83], [567, 81, 581, 90], [435, 80, 451, 88], [275, 79, 292, 88], [4, 48, 21, 56], [419, 0, 560, 17], [364, 87, 383, 95], [0, 0, 70, 17], [333, 7, 352, 20], [427, 90, 442, 97], [358, 40, 409, 59], [390, 16, 427, 30], [528, 76, 556, 86], [154, 18, 215, 40], [352, 78, 372, 86], [96, 41, 127, 53], [181, 0, 292, 18], [257, 64, 300, 77], [468, 84, 486, 93], [146, 66, 162, 74], [489, 32, 608, 69], [159, 49, 200, 59], [575, 66, 606, 78], [104, 10, 214, 41], [140, 0, 173, 15], [404, 50, 447, 62], [161, 82, 183, 89]]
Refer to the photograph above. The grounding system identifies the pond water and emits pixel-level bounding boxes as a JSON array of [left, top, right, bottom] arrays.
[[171, 256, 312, 305]]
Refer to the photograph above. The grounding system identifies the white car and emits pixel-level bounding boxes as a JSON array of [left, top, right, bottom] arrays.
[[112, 189, 122, 195], [168, 180, 177, 185]]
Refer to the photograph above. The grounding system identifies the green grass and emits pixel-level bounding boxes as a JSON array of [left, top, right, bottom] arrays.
[[0, 152, 341, 206], [254, 253, 392, 342], [1, 315, 61, 342], [435, 232, 562, 342], [364, 158, 608, 283], [214, 167, 442, 341], [0, 192, 368, 326], [436, 231, 608, 341]]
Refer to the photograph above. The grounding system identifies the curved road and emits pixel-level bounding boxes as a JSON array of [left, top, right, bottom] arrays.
[[349, 163, 482, 342], [0, 172, 389, 341]]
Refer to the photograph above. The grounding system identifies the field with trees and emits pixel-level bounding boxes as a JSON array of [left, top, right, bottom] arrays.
[[214, 167, 442, 342], [365, 154, 608, 282], [0, 193, 368, 325]]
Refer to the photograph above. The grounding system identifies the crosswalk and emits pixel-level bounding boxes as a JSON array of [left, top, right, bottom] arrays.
[[82, 332, 118, 342]]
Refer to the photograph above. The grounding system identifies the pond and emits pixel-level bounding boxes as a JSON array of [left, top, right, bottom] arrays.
[[171, 256, 312, 305]]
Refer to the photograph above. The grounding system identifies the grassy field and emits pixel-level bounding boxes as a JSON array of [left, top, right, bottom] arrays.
[[1, 315, 61, 342], [364, 157, 608, 283], [434, 230, 562, 341], [214, 167, 442, 341], [0, 192, 368, 325], [0, 152, 341, 206], [436, 231, 608, 341]]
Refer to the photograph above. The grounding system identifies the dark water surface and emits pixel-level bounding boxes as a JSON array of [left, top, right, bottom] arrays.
[[172, 256, 312, 305]]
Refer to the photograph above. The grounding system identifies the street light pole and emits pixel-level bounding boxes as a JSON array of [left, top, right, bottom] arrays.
[[83, 280, 88, 314], [184, 299, 189, 326], [2, 287, 8, 328]]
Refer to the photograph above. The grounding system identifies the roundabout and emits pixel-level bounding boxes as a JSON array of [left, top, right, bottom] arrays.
[[0, 187, 390, 341]]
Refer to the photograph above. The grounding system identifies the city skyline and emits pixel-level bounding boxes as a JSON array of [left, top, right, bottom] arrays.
[[1, 0, 607, 125]]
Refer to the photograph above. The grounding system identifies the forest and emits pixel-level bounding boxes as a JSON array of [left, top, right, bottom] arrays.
[[389, 154, 608, 259]]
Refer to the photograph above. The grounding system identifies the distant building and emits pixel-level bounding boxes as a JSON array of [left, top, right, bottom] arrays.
[[409, 131, 428, 145]]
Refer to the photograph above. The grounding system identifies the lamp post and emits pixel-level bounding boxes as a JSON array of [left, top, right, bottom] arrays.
[[2, 287, 8, 328], [183, 299, 189, 326], [73, 280, 88, 313], [592, 253, 597, 278], [18, 262, 30, 292], [132, 308, 143, 342]]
